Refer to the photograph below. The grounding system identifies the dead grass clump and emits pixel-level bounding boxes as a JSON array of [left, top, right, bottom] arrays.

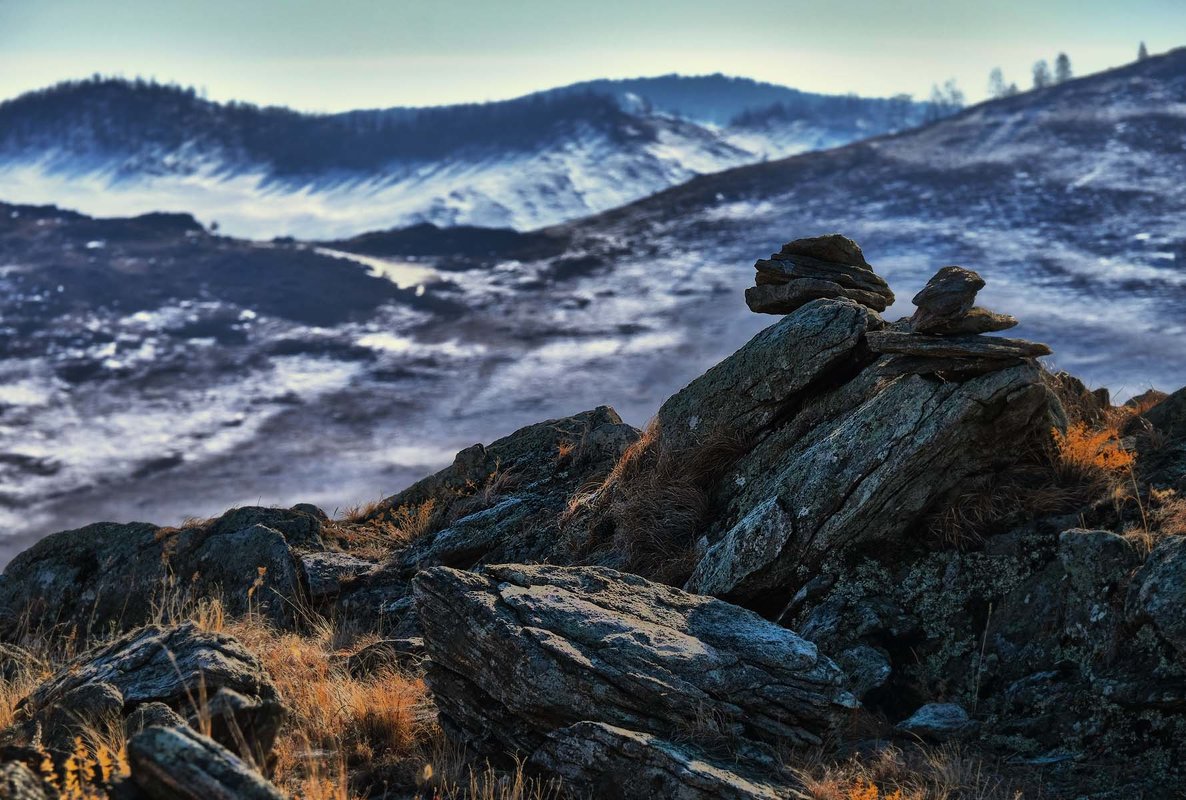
[[1051, 422, 1134, 483], [221, 615, 434, 793], [565, 420, 747, 585], [795, 745, 1024, 800]]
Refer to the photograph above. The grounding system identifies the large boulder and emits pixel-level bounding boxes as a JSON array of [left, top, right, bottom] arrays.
[[414, 564, 859, 760], [0, 505, 326, 638], [686, 362, 1056, 601]]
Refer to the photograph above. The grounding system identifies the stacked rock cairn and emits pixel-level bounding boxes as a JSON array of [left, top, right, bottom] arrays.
[[746, 234, 1051, 376]]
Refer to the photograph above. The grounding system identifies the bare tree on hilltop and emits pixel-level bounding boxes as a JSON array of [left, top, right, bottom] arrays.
[[987, 68, 1020, 99], [1032, 59, 1052, 89], [925, 79, 965, 122], [1054, 53, 1073, 84]]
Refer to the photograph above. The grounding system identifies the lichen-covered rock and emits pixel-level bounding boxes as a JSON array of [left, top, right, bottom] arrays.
[[686, 363, 1056, 600], [21, 623, 277, 728], [655, 299, 876, 454], [414, 564, 858, 757], [746, 279, 891, 314], [128, 725, 285, 800], [778, 234, 872, 268], [530, 722, 793, 800], [0, 505, 325, 637], [1127, 535, 1186, 660]]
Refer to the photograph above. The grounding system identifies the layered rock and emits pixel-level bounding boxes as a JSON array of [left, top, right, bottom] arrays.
[[338, 406, 639, 633], [414, 564, 859, 760], [685, 362, 1055, 601], [128, 724, 286, 800], [745, 234, 894, 314], [862, 265, 1048, 377], [10, 623, 279, 758]]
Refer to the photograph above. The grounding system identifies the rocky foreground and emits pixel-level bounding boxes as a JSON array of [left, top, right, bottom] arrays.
[[0, 235, 1184, 798]]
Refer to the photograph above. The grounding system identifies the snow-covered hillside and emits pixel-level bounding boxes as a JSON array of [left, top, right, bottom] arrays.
[[0, 76, 930, 238], [2, 52, 1183, 560]]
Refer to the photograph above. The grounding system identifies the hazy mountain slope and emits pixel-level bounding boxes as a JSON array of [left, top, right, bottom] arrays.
[[1, 50, 1183, 560], [0, 76, 929, 238]]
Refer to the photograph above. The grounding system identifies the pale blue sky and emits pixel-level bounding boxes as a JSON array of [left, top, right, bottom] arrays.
[[1, 0, 1181, 111]]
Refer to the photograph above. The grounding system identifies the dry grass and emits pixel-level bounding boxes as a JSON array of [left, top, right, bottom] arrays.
[[207, 612, 434, 796], [1051, 422, 1134, 482], [795, 745, 1024, 800], [564, 419, 747, 585]]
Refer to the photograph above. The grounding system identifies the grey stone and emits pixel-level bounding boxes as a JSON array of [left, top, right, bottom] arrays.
[[895, 703, 976, 741], [1127, 535, 1186, 659], [922, 306, 1018, 335], [778, 234, 871, 269], [910, 266, 985, 332], [128, 725, 285, 800], [530, 722, 793, 800], [746, 279, 890, 314], [0, 762, 48, 800], [754, 255, 890, 292], [24, 623, 278, 720], [656, 299, 875, 454], [0, 507, 318, 637], [299, 550, 374, 599], [686, 364, 1056, 600], [414, 564, 858, 757], [189, 688, 285, 766], [866, 330, 1051, 360], [835, 645, 893, 700], [125, 702, 186, 737]]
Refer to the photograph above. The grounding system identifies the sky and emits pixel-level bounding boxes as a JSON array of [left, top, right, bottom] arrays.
[[1, 0, 1182, 112]]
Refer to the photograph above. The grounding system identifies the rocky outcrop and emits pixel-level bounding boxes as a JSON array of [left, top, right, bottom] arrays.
[[0, 762, 48, 800], [128, 725, 286, 800], [414, 564, 858, 759], [686, 363, 1054, 601], [530, 722, 792, 800], [746, 235, 893, 314], [0, 505, 328, 638], [11, 623, 278, 757], [338, 406, 639, 633]]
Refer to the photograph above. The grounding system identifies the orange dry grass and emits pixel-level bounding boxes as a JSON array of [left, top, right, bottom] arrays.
[[1052, 422, 1134, 479], [795, 745, 1023, 800], [217, 615, 432, 796], [564, 419, 747, 585]]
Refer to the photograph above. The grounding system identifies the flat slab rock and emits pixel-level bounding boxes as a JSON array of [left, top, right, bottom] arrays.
[[746, 279, 891, 314], [866, 330, 1051, 359], [778, 234, 872, 269], [414, 564, 858, 758], [531, 721, 794, 800]]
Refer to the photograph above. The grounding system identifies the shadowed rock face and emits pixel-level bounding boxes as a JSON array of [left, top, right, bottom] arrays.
[[414, 564, 859, 759], [0, 506, 326, 638]]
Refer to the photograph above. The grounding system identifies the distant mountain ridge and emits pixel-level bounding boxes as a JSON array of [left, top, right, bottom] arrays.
[[0, 75, 933, 237]]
